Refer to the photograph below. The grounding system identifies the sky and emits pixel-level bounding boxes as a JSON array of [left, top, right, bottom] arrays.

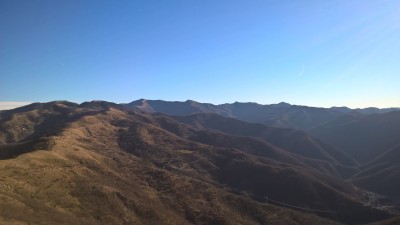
[[1, 0, 400, 109]]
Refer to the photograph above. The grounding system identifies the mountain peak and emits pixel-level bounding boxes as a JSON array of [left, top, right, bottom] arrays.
[[185, 99, 198, 103], [276, 102, 291, 106]]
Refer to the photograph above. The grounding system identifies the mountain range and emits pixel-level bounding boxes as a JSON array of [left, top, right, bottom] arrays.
[[124, 99, 399, 130], [0, 99, 399, 225]]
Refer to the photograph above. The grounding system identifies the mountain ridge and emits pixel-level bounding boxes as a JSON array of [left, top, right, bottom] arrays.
[[1, 100, 399, 224], [122, 99, 399, 130]]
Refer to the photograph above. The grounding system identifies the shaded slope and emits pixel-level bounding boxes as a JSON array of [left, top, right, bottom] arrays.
[[184, 130, 357, 179], [172, 113, 358, 167], [351, 144, 400, 200], [368, 217, 400, 225], [310, 111, 400, 163], [114, 112, 392, 224], [146, 114, 358, 179]]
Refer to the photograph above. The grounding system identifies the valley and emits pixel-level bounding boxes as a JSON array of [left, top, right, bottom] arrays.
[[0, 100, 399, 224]]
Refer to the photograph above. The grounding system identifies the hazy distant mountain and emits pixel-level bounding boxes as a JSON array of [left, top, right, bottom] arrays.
[[124, 99, 399, 130], [329, 106, 400, 114], [124, 99, 233, 117], [1, 101, 398, 224], [218, 102, 345, 130]]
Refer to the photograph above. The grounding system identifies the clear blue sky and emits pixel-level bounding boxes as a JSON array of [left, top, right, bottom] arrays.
[[1, 0, 399, 108]]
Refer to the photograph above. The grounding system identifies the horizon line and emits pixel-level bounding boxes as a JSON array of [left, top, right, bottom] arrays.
[[1, 100, 399, 111]]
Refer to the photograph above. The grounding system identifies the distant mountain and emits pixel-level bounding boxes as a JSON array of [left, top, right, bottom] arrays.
[[355, 107, 400, 114], [329, 106, 400, 114], [1, 101, 397, 224], [220, 102, 345, 130], [124, 99, 233, 117], [123, 99, 399, 130]]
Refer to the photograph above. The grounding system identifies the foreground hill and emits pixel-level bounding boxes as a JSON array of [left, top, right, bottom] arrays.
[[0, 101, 397, 224]]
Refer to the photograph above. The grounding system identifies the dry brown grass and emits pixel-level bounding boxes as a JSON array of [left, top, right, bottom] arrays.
[[0, 104, 388, 225]]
